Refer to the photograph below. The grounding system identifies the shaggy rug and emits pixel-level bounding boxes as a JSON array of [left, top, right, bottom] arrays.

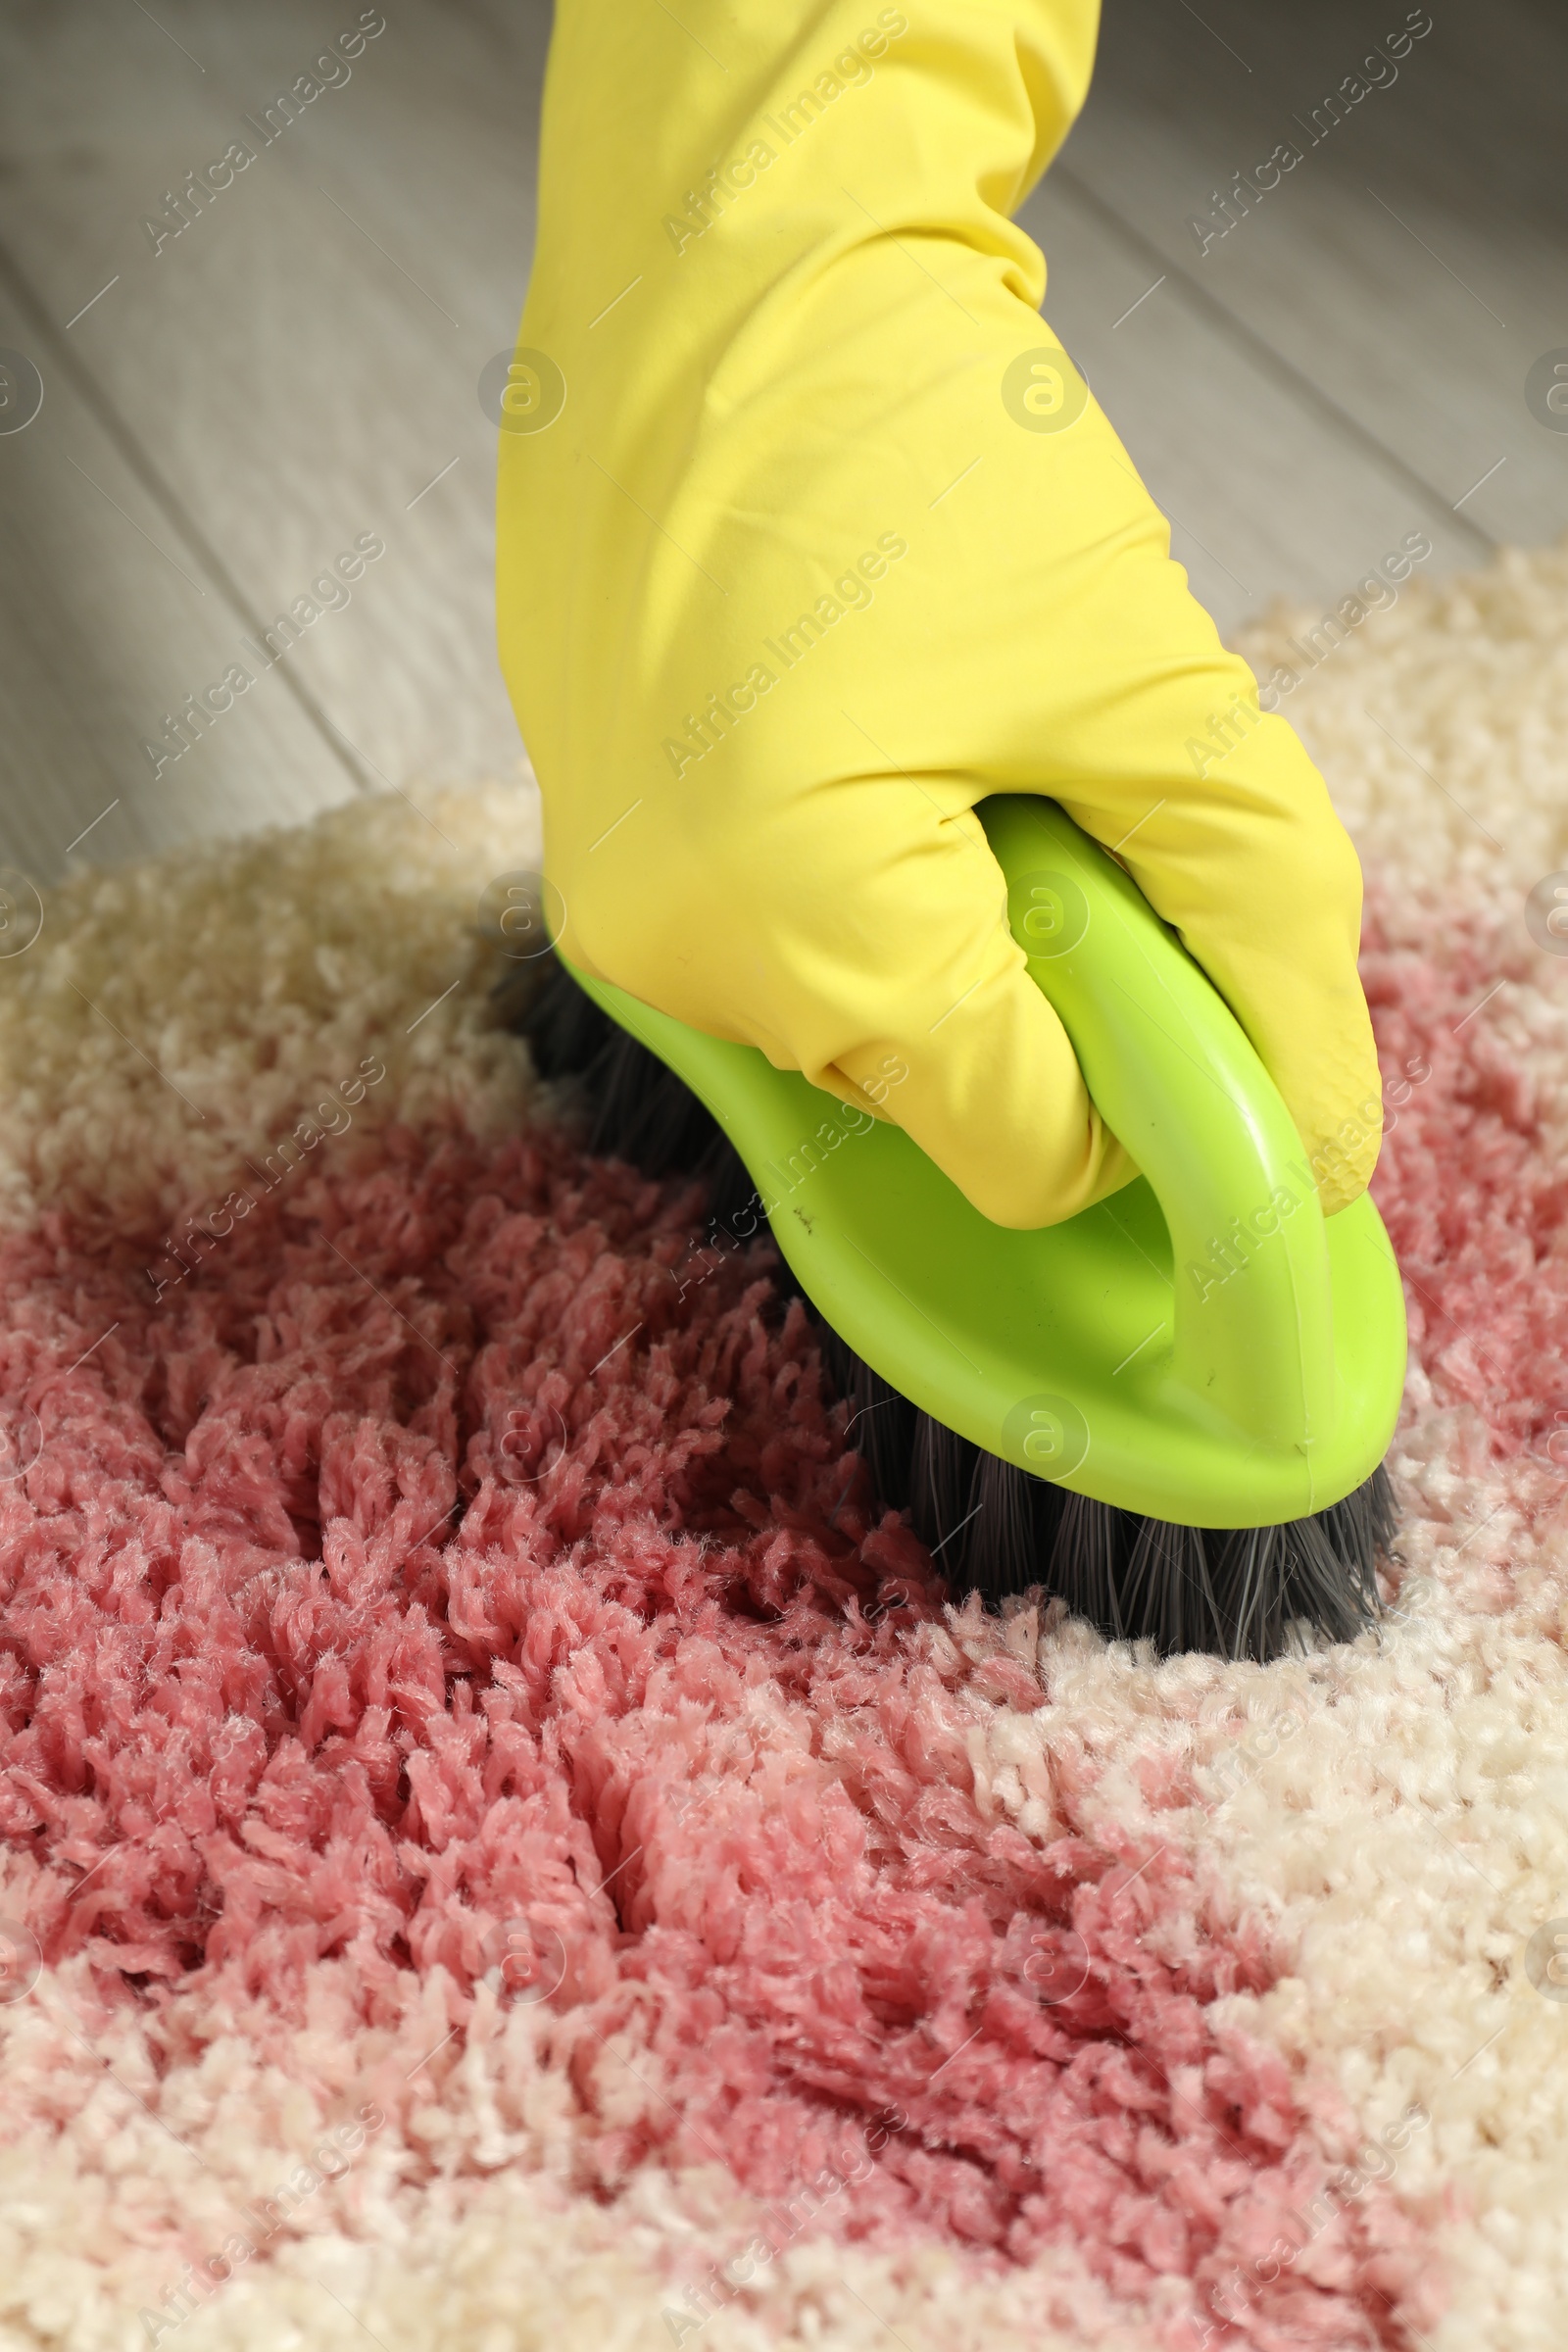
[[2, 540, 1568, 2352]]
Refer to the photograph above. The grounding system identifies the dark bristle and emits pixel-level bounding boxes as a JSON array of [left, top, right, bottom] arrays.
[[1050, 1493, 1136, 1638], [910, 1415, 975, 1559], [1120, 1517, 1223, 1658], [512, 953, 1396, 1662], [957, 1449, 1066, 1604], [821, 1335, 918, 1508], [519, 959, 756, 1227], [1206, 1523, 1288, 1662]]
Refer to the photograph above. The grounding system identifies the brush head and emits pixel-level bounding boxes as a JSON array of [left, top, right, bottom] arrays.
[[517, 957, 1396, 1662]]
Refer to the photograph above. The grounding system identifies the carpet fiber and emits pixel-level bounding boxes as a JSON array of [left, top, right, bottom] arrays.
[[3, 542, 1568, 2351]]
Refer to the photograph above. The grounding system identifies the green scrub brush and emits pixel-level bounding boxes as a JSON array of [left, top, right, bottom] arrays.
[[521, 796, 1406, 1661]]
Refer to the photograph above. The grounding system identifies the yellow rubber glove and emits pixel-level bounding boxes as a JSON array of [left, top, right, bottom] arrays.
[[497, 0, 1382, 1228]]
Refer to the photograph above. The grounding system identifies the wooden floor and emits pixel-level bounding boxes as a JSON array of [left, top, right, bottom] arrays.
[[0, 0, 1562, 881]]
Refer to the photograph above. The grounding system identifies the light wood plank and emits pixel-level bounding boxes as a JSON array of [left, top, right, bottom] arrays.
[[0, 0, 553, 853], [1018, 169, 1492, 638], [0, 262, 360, 881], [1058, 0, 1568, 551]]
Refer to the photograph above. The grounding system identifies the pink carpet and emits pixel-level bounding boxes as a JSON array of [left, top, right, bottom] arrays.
[[1, 1110, 1426, 2329], [3, 547, 1568, 2351]]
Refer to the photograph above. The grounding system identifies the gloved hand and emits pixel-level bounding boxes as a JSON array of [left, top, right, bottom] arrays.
[[497, 0, 1381, 1227]]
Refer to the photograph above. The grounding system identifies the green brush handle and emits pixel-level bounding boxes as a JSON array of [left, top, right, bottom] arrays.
[[559, 796, 1406, 1525], [985, 797, 1338, 1455]]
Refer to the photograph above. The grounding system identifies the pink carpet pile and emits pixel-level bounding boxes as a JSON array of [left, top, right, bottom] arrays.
[[2, 548, 1568, 2350]]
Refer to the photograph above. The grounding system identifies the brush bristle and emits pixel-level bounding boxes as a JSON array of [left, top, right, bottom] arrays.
[[515, 956, 1393, 1661], [520, 961, 758, 1229]]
